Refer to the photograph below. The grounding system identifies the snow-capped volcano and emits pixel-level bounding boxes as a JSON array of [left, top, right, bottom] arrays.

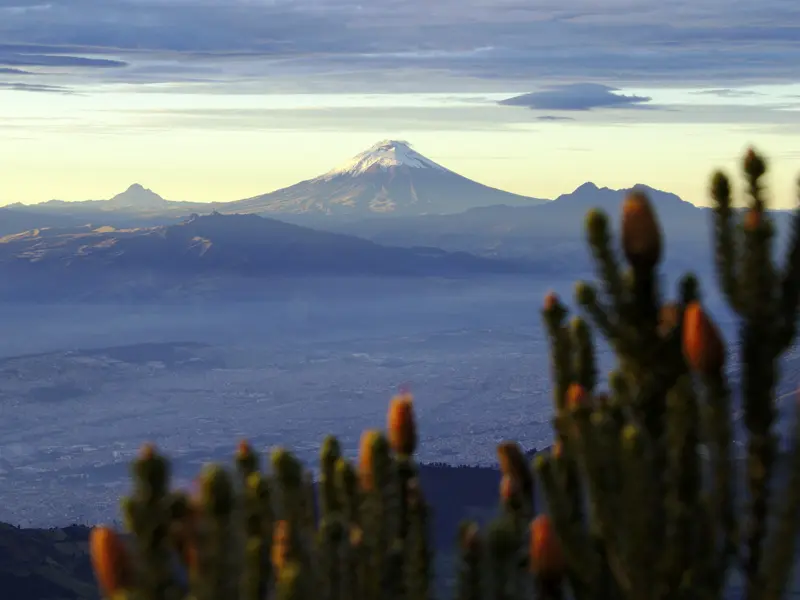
[[226, 140, 544, 218], [320, 140, 451, 179]]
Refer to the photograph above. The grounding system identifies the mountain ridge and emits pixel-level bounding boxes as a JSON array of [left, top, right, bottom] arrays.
[[4, 140, 546, 219], [317, 180, 767, 273], [6, 184, 206, 215], [0, 212, 541, 302]]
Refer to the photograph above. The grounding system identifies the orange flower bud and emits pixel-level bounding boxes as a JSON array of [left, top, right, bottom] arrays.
[[496, 441, 533, 502], [387, 393, 417, 455], [543, 291, 559, 311], [139, 443, 156, 460], [621, 190, 662, 269], [682, 301, 725, 375], [529, 515, 565, 579], [235, 439, 258, 475], [497, 441, 525, 476], [89, 526, 132, 597], [551, 441, 563, 460], [499, 474, 519, 506], [744, 208, 761, 231], [236, 439, 253, 458], [565, 383, 587, 412], [271, 520, 291, 572], [358, 430, 381, 491]]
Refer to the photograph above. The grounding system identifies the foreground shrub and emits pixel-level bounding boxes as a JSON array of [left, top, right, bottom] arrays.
[[91, 149, 800, 600]]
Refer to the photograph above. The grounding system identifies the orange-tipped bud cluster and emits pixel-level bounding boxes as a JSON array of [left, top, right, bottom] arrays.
[[551, 441, 563, 460], [235, 439, 258, 475], [682, 301, 725, 375], [565, 383, 588, 411], [139, 442, 156, 460], [529, 515, 565, 580], [497, 441, 526, 477], [387, 392, 417, 455], [744, 208, 761, 232], [543, 291, 559, 311], [236, 439, 253, 459], [271, 520, 291, 572], [89, 526, 132, 597], [621, 190, 662, 269], [499, 473, 519, 506], [497, 441, 533, 495], [358, 430, 381, 491]]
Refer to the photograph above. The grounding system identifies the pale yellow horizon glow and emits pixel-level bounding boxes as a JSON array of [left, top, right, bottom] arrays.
[[1, 87, 798, 208]]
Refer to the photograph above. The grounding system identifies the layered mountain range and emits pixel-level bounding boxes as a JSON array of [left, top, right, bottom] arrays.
[[2, 139, 788, 301], [6, 141, 544, 223]]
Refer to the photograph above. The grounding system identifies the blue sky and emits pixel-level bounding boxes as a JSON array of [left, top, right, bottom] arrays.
[[0, 0, 799, 207]]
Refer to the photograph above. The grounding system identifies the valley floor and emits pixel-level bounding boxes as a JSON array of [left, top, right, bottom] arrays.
[[0, 275, 792, 529]]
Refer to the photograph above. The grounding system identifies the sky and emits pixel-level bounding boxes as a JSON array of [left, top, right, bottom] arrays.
[[0, 0, 799, 208]]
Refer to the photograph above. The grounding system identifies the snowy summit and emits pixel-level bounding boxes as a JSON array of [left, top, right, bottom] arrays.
[[321, 140, 450, 179], [221, 138, 544, 216]]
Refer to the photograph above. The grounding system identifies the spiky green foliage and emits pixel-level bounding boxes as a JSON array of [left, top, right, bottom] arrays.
[[90, 149, 800, 600], [537, 147, 800, 600]]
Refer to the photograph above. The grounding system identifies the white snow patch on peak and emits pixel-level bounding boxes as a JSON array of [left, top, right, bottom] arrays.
[[320, 140, 451, 179]]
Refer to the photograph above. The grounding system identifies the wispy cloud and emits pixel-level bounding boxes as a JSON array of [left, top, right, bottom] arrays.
[[691, 89, 766, 98], [0, 80, 72, 93], [0, 51, 126, 69], [0, 66, 31, 74], [536, 115, 576, 121], [500, 84, 652, 111], [0, 0, 797, 94]]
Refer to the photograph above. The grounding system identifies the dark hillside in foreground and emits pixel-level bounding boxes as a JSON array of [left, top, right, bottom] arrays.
[[0, 522, 97, 600], [0, 460, 503, 600], [2, 454, 799, 599]]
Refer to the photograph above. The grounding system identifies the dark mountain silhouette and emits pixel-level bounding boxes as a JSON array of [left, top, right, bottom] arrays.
[[0, 213, 537, 301], [103, 184, 175, 210], [542, 182, 702, 218], [3, 177, 791, 280], [322, 182, 794, 271], [328, 182, 705, 244], [6, 184, 209, 218]]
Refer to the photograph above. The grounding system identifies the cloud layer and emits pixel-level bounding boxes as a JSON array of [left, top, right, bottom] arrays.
[[0, 0, 798, 94], [500, 84, 652, 111]]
